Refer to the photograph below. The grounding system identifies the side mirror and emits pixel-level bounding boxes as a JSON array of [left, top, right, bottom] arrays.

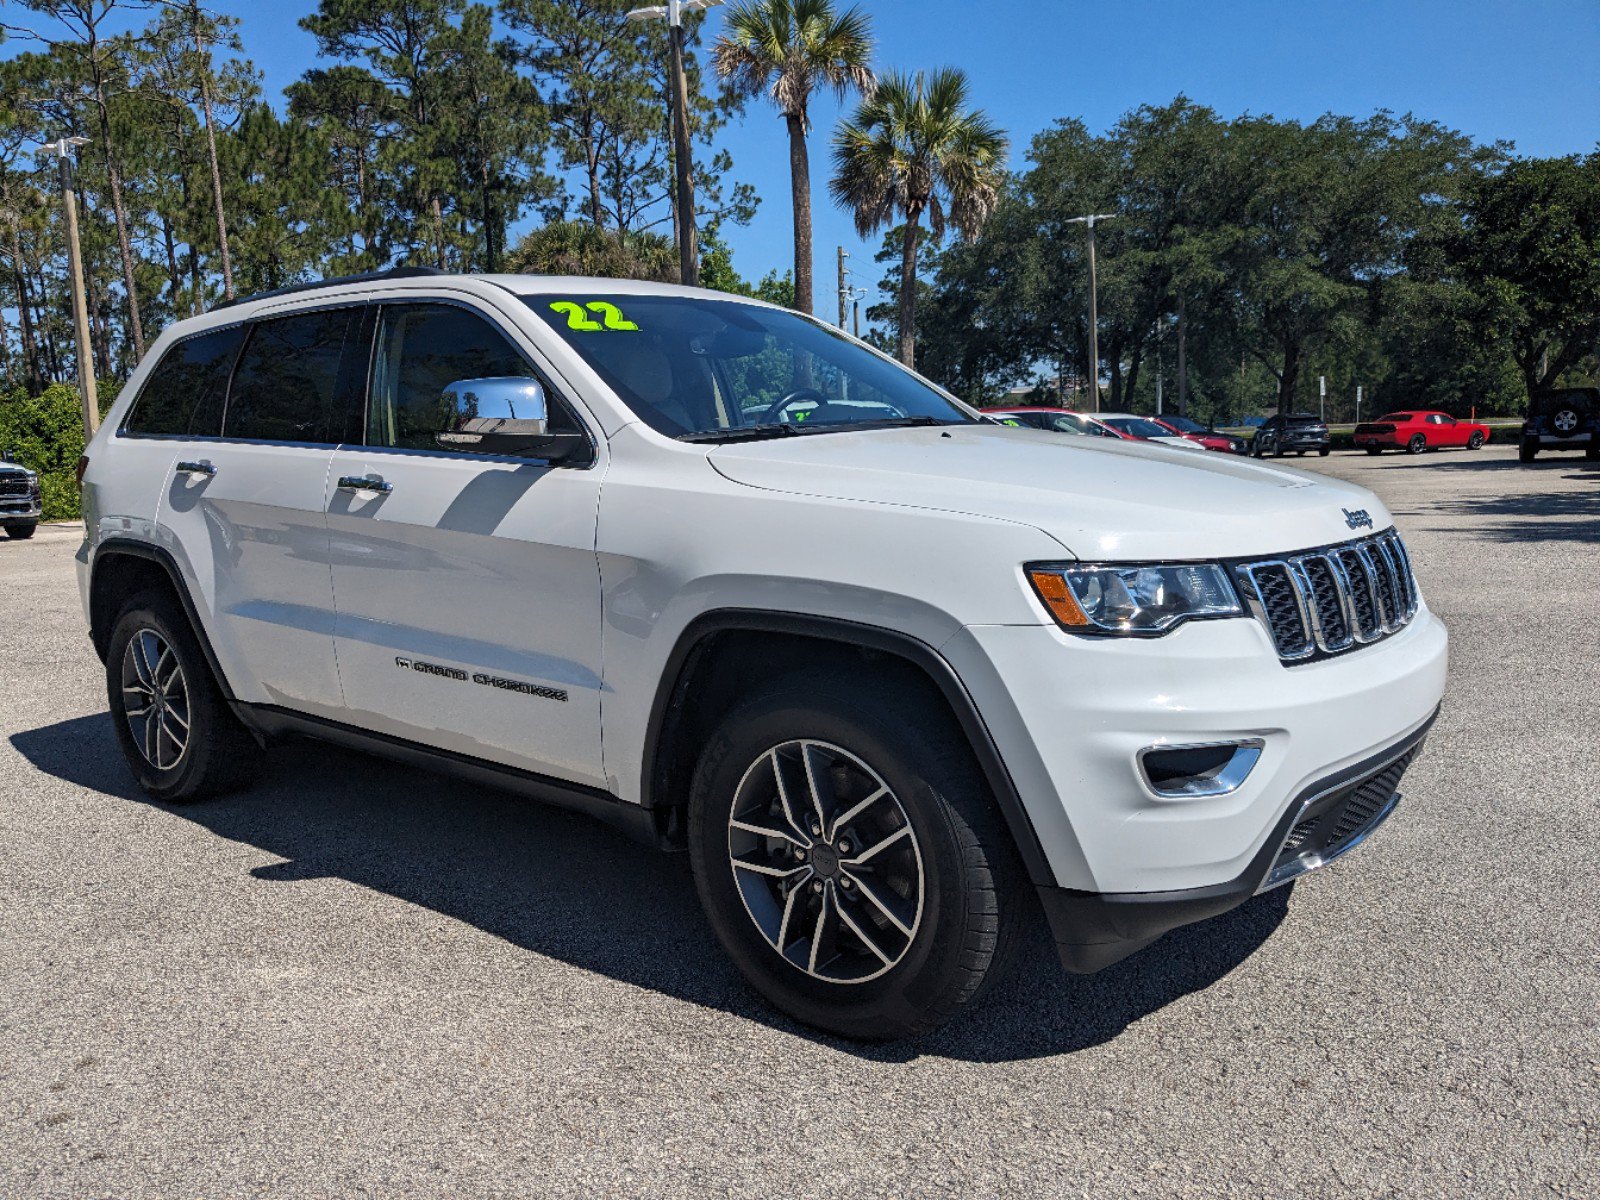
[[433, 376, 589, 464]]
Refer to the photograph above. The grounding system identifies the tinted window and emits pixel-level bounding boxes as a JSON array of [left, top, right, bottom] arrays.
[[124, 325, 244, 438], [1103, 417, 1172, 439], [225, 309, 359, 443], [365, 303, 581, 452], [1285, 414, 1322, 425], [1379, 413, 1413, 423]]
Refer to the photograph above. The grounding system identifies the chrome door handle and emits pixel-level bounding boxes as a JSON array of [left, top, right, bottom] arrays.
[[176, 460, 216, 479], [337, 474, 393, 495]]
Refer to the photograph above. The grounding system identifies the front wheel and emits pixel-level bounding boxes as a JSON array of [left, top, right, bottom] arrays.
[[689, 672, 1024, 1040], [1407, 434, 1427, 455], [1519, 441, 1538, 463], [1365, 447, 1383, 456], [1467, 431, 1485, 450], [1318, 447, 1330, 456], [4, 522, 36, 539]]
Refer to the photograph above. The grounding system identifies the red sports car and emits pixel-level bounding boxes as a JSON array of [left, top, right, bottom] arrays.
[[1353, 410, 1491, 455]]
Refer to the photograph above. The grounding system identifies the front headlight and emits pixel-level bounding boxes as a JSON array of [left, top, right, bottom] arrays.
[[1026, 562, 1242, 636]]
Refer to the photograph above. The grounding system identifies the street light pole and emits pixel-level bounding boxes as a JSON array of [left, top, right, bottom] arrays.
[[1064, 212, 1116, 412], [837, 246, 848, 329], [40, 136, 97, 438], [627, 0, 723, 287]]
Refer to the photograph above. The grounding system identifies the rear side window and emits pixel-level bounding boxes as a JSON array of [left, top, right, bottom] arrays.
[[365, 303, 582, 451], [123, 325, 244, 438], [225, 308, 358, 444]]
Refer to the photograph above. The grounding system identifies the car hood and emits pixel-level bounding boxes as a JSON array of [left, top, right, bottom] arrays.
[[707, 424, 1389, 560]]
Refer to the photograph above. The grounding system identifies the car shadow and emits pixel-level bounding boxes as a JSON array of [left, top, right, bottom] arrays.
[[1421, 483, 1600, 543], [9, 714, 1290, 1064], [1357, 454, 1599, 475]]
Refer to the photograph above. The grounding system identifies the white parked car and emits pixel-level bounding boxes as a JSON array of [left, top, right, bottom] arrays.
[[77, 271, 1448, 1039], [1096, 412, 1208, 449]]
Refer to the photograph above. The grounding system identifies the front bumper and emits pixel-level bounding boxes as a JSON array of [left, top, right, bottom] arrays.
[[1036, 714, 1431, 971], [940, 605, 1448, 966], [0, 500, 41, 524]]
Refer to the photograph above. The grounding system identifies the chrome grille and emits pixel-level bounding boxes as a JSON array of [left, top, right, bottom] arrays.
[[1236, 529, 1418, 664], [0, 474, 31, 498]]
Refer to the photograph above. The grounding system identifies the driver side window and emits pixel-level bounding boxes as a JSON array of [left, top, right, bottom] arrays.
[[365, 303, 581, 451]]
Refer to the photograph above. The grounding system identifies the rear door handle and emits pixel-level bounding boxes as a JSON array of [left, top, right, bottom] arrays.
[[337, 474, 393, 495], [175, 460, 216, 479]]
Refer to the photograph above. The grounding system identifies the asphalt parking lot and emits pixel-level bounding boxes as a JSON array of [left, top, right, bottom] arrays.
[[2, 443, 1596, 1198]]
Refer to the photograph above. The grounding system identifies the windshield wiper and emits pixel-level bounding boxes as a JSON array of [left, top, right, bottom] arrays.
[[680, 415, 968, 444], [678, 423, 801, 444]]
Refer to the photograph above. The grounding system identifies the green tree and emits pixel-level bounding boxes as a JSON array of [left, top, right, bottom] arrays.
[[1449, 153, 1600, 402], [712, 0, 874, 314], [830, 68, 1008, 368], [504, 217, 677, 280]]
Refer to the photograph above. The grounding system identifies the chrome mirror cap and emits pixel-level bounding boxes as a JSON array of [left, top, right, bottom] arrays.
[[436, 377, 549, 448]]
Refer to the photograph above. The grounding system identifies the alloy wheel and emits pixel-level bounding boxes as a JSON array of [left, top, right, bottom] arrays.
[[120, 628, 191, 771], [726, 739, 925, 984]]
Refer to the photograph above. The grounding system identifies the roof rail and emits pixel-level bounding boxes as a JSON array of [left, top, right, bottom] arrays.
[[212, 265, 448, 311]]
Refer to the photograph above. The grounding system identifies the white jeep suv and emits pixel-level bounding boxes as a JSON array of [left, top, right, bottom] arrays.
[[77, 270, 1448, 1039]]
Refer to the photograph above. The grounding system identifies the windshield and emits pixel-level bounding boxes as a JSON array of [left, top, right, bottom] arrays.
[[1160, 415, 1203, 433], [526, 293, 972, 439], [1102, 417, 1173, 439]]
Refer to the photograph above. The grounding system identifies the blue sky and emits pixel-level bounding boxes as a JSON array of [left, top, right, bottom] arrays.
[[27, 1, 1600, 312]]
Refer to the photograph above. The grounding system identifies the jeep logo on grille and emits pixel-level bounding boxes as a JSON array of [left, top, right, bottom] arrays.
[[1342, 508, 1374, 530]]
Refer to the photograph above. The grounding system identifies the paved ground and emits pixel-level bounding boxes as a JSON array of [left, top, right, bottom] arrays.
[[2, 446, 1596, 1198]]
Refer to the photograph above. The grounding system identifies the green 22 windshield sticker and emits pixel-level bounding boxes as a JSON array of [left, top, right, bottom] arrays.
[[549, 300, 640, 332]]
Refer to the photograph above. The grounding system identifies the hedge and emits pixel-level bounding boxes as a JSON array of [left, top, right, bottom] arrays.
[[0, 383, 87, 522]]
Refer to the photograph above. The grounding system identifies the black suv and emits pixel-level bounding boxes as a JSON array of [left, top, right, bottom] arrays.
[[1520, 388, 1599, 463], [1252, 412, 1331, 458]]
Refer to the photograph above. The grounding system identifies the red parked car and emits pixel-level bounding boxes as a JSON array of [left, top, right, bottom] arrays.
[[1152, 416, 1249, 455], [1354, 411, 1491, 455]]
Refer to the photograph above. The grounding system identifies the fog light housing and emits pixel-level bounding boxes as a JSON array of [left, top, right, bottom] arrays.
[[1139, 740, 1264, 798]]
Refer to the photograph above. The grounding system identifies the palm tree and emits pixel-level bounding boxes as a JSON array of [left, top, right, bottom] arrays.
[[830, 68, 1008, 367], [713, 0, 874, 315]]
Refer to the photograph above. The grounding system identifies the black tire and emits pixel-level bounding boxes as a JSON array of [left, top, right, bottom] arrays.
[[105, 590, 260, 803], [1586, 444, 1599, 461], [1519, 441, 1538, 463], [4, 522, 36, 539], [1467, 431, 1485, 450], [1407, 434, 1427, 455], [1318, 447, 1330, 456], [1365, 447, 1383, 456], [688, 670, 1025, 1040], [1250, 440, 1263, 458]]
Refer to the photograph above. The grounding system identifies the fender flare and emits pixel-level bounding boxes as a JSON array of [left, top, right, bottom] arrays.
[[641, 609, 1058, 889], [89, 537, 236, 702]]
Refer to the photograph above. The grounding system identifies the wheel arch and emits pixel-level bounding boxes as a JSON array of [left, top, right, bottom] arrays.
[[89, 538, 236, 702], [641, 609, 1057, 889]]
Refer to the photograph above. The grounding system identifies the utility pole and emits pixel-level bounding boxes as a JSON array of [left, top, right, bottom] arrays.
[[1155, 337, 1164, 416], [40, 136, 97, 438], [1176, 294, 1188, 416], [1319, 375, 1326, 422], [837, 247, 849, 328], [626, 0, 723, 286], [1064, 213, 1117, 412]]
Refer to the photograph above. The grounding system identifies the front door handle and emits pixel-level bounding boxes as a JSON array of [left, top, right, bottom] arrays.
[[337, 474, 394, 495], [175, 460, 216, 479]]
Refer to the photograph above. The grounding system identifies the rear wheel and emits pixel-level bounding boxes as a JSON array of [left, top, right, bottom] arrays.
[[1519, 440, 1538, 463], [1467, 431, 1485, 450], [4, 522, 36, 539], [688, 671, 1025, 1040], [106, 591, 260, 803], [1365, 447, 1383, 456], [1407, 434, 1427, 455]]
